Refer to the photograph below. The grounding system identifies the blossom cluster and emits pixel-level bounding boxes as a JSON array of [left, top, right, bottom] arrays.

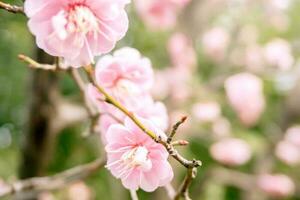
[[87, 47, 173, 191], [24, 0, 174, 192]]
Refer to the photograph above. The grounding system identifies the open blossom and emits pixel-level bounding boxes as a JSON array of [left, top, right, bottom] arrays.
[[202, 27, 230, 62], [210, 138, 252, 166], [257, 174, 295, 198], [90, 47, 154, 111], [105, 117, 173, 191], [264, 38, 294, 71], [167, 32, 196, 68], [134, 0, 190, 30], [24, 0, 130, 67], [95, 98, 169, 144], [225, 73, 265, 127], [95, 47, 153, 103]]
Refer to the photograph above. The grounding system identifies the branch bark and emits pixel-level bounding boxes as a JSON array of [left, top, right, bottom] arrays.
[[0, 1, 24, 14], [0, 158, 105, 198]]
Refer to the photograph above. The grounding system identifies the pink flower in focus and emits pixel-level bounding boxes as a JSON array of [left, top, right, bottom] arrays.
[[264, 38, 294, 71], [105, 118, 173, 192], [210, 138, 252, 166], [202, 27, 230, 62], [192, 102, 221, 123], [257, 174, 295, 198], [134, 0, 188, 30], [167, 32, 196, 68], [94, 47, 154, 109], [24, 0, 130, 67], [225, 73, 265, 127], [96, 98, 169, 144]]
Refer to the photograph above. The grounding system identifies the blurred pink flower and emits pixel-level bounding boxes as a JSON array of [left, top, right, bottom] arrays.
[[192, 102, 221, 123], [285, 125, 300, 147], [257, 174, 295, 198], [105, 117, 173, 192], [24, 0, 130, 67], [202, 27, 230, 62], [244, 45, 265, 72], [264, 38, 294, 71], [167, 32, 196, 68], [212, 117, 231, 138], [225, 73, 265, 127], [210, 138, 252, 166], [275, 141, 300, 165], [134, 0, 189, 30], [67, 182, 92, 200]]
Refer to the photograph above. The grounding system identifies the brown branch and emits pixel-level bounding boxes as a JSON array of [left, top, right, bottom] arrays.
[[82, 66, 202, 199], [82, 66, 201, 167], [168, 116, 188, 143], [0, 158, 106, 198], [18, 54, 57, 71], [175, 167, 197, 200], [0, 1, 24, 14]]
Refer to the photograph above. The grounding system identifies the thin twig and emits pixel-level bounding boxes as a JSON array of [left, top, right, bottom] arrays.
[[168, 116, 188, 143], [0, 1, 24, 14], [175, 167, 197, 200], [0, 158, 106, 198], [82, 66, 201, 169], [18, 54, 57, 71], [171, 140, 189, 146], [129, 190, 139, 200]]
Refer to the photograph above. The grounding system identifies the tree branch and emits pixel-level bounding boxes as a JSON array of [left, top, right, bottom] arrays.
[[0, 1, 24, 14], [175, 167, 197, 200], [0, 158, 106, 198]]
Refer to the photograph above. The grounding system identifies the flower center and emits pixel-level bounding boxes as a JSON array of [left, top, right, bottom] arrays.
[[121, 146, 152, 170], [66, 5, 99, 35], [114, 79, 141, 97]]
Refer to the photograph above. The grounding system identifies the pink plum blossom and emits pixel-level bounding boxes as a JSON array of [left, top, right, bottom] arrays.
[[275, 125, 300, 165], [285, 125, 300, 147], [275, 141, 300, 165], [192, 102, 221, 123], [202, 27, 230, 62], [105, 117, 173, 192], [94, 47, 154, 110], [24, 0, 130, 67], [134, 0, 189, 30], [225, 73, 265, 127], [167, 32, 196, 68], [264, 38, 294, 71], [257, 174, 295, 198], [95, 98, 169, 144], [210, 138, 252, 166]]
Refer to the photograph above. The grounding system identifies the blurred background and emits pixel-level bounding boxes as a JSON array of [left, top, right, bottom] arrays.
[[1, 0, 300, 199]]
